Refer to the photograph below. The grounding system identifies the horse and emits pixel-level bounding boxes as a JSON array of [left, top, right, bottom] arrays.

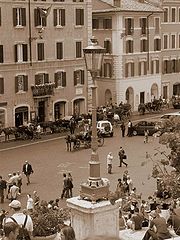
[[0, 127, 17, 142], [65, 134, 80, 151]]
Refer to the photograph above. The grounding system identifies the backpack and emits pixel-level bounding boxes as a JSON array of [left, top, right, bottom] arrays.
[[10, 215, 31, 240]]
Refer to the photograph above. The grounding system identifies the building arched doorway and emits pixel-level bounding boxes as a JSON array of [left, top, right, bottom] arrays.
[[151, 83, 159, 99], [173, 83, 180, 95], [125, 87, 134, 110], [15, 106, 28, 127], [54, 101, 66, 120], [73, 98, 85, 116], [105, 89, 112, 106]]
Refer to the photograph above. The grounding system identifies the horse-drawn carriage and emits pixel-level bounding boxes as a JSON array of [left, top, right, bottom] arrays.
[[65, 130, 104, 151], [138, 99, 163, 115]]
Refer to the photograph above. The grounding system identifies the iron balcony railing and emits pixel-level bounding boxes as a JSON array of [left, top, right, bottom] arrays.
[[31, 83, 55, 97]]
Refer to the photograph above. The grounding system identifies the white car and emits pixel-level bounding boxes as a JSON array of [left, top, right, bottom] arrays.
[[97, 120, 113, 137]]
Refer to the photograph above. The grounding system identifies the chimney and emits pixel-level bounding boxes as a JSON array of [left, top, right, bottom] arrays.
[[114, 0, 121, 7]]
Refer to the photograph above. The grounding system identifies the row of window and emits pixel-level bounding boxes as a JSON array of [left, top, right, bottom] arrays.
[[163, 7, 180, 23], [0, 70, 85, 94], [92, 17, 160, 35], [126, 39, 161, 53], [125, 59, 180, 77], [0, 7, 84, 28], [0, 41, 83, 63]]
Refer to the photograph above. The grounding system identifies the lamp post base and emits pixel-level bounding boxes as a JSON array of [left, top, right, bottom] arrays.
[[80, 180, 110, 203]]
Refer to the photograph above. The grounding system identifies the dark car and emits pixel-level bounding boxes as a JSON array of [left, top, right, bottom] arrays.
[[132, 121, 158, 136]]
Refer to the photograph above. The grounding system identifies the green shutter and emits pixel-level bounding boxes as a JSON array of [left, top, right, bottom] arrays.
[[34, 9, 39, 27], [15, 76, 18, 93], [54, 73, 58, 88], [13, 8, 17, 26], [61, 9, 65, 26], [44, 74, 49, 83], [14, 45, 18, 62], [81, 70, 84, 84], [24, 75, 28, 91], [22, 8, 26, 26], [74, 71, 77, 86], [0, 45, 3, 63], [53, 9, 57, 26], [62, 72, 66, 87], [23, 44, 28, 61], [0, 78, 4, 94]]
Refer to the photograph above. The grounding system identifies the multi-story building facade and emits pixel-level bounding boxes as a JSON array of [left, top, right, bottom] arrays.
[[0, 0, 92, 127], [92, 0, 163, 110], [161, 0, 180, 99]]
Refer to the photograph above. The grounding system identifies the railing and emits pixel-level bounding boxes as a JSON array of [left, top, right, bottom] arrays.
[[31, 83, 55, 97]]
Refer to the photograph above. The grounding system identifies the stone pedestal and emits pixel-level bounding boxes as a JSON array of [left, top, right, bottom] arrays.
[[66, 196, 120, 240]]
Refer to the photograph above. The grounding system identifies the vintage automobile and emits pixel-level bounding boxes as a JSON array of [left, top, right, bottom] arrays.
[[97, 120, 113, 137], [132, 121, 158, 136]]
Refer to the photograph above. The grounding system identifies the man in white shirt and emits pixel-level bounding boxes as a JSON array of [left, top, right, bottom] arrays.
[[9, 183, 19, 201], [5, 200, 33, 236]]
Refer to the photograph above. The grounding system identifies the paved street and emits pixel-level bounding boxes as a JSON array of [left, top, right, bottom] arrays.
[[0, 112, 171, 211]]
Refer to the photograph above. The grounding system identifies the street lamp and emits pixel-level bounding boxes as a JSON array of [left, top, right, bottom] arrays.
[[80, 37, 109, 203]]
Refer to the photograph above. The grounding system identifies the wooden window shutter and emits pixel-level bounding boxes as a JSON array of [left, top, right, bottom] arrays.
[[131, 18, 134, 32], [57, 42, 63, 59], [178, 59, 180, 72], [44, 74, 49, 83], [35, 74, 41, 85], [104, 41, 107, 53], [0, 78, 4, 94], [23, 44, 28, 61], [138, 62, 141, 75], [0, 8, 1, 26], [61, 9, 65, 26], [13, 8, 17, 26], [151, 60, 154, 74], [81, 70, 84, 84], [74, 71, 77, 86], [81, 9, 84, 25], [125, 19, 128, 35], [125, 63, 128, 77], [62, 72, 66, 87], [54, 73, 58, 88], [131, 41, 133, 53], [15, 76, 19, 93], [126, 41, 128, 53], [14, 45, 18, 62], [22, 8, 26, 26], [144, 62, 147, 75], [42, 16, 47, 27], [34, 9, 39, 27], [156, 60, 159, 73], [53, 9, 57, 26], [131, 63, 134, 76], [24, 75, 28, 91], [140, 40, 143, 52], [109, 64, 112, 77], [76, 9, 79, 25], [0, 45, 3, 63]]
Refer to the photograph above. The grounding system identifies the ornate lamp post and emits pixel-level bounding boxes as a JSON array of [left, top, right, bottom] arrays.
[[80, 37, 109, 202]]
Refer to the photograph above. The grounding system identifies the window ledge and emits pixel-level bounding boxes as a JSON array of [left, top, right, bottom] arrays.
[[14, 25, 24, 29], [55, 25, 64, 29], [56, 86, 64, 89], [16, 90, 26, 94], [74, 25, 83, 28]]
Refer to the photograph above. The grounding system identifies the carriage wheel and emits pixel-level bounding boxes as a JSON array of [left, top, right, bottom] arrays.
[[98, 136, 104, 147]]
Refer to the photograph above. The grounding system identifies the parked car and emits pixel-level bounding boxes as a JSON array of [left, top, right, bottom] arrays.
[[132, 121, 158, 136], [97, 120, 113, 137]]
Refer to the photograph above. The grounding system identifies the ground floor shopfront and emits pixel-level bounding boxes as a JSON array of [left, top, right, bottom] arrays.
[[0, 97, 86, 127]]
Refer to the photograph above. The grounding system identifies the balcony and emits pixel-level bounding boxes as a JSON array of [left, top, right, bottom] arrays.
[[31, 83, 55, 98]]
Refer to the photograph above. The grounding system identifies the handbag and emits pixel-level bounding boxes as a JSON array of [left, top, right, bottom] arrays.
[[123, 155, 127, 159]]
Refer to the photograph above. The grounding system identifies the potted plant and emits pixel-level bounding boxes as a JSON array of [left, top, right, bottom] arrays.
[[30, 200, 71, 240]]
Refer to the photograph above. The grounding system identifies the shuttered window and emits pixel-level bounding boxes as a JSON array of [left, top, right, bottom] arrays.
[[34, 8, 46, 27], [156, 60, 159, 74], [0, 45, 3, 63], [15, 75, 28, 93], [0, 78, 4, 94], [37, 43, 44, 61], [13, 8, 26, 27], [56, 42, 63, 60], [171, 8, 176, 22], [103, 19, 112, 29], [164, 8, 168, 22], [74, 70, 84, 85], [53, 9, 65, 26], [75, 9, 84, 26], [92, 19, 99, 29], [104, 40, 111, 54], [54, 71, 66, 88], [171, 35, 176, 48], [155, 18, 160, 34], [104, 63, 112, 78], [126, 40, 133, 53], [76, 42, 82, 58], [164, 35, 168, 49], [35, 73, 49, 85], [125, 18, 134, 35], [140, 18, 147, 35], [140, 39, 148, 52], [14, 44, 28, 62], [125, 63, 134, 77], [154, 39, 161, 51]]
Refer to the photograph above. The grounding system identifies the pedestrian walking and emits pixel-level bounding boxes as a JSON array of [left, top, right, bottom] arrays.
[[0, 176, 7, 203], [22, 161, 34, 185], [127, 120, 133, 137], [61, 173, 69, 199], [3, 222, 19, 240], [67, 173, 73, 198], [9, 183, 19, 201], [69, 118, 76, 134], [26, 194, 34, 213], [107, 152, 113, 174], [144, 130, 149, 143], [36, 124, 41, 139], [118, 147, 128, 167], [16, 171, 22, 193], [120, 122, 125, 137]]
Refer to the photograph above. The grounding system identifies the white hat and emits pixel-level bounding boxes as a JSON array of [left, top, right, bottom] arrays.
[[9, 200, 21, 209]]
